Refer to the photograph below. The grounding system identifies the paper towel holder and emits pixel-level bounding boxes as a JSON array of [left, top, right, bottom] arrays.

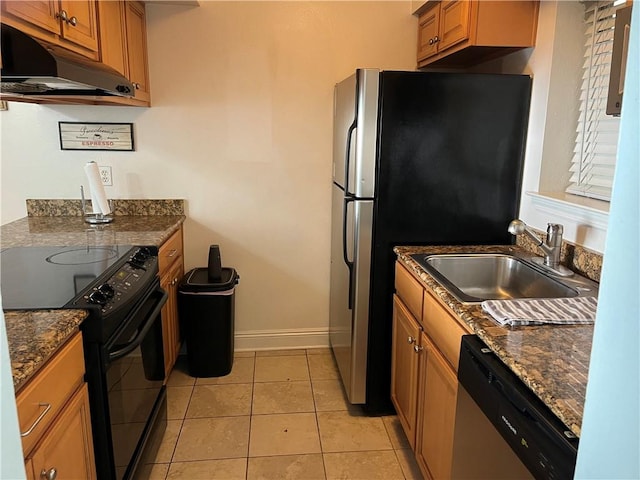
[[81, 185, 114, 224]]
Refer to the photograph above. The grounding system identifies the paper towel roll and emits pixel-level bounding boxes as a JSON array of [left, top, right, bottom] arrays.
[[84, 161, 111, 215]]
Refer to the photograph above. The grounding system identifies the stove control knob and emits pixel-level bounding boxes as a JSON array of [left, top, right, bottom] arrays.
[[131, 249, 151, 267], [88, 290, 108, 306], [97, 283, 115, 299]]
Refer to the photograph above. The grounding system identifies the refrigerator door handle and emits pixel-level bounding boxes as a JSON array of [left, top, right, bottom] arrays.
[[344, 121, 356, 194], [342, 196, 355, 310]]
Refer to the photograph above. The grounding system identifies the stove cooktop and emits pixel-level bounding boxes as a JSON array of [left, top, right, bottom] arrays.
[[1, 245, 134, 310]]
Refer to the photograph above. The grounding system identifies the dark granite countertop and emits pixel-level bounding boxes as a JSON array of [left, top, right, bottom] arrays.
[[394, 245, 595, 437], [5, 309, 88, 392], [2, 210, 185, 391], [0, 214, 185, 248]]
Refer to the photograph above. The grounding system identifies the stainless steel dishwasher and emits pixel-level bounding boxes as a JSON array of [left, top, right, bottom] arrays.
[[451, 335, 579, 480]]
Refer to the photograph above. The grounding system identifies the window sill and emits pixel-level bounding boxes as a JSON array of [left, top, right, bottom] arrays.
[[526, 192, 610, 230]]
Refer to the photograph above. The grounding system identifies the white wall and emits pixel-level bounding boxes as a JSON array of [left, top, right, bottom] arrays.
[[574, 5, 639, 477], [0, 1, 417, 349]]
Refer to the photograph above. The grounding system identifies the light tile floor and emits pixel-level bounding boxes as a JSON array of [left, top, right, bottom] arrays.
[[135, 349, 424, 480]]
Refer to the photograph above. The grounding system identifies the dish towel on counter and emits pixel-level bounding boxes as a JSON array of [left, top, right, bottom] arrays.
[[481, 296, 598, 327]]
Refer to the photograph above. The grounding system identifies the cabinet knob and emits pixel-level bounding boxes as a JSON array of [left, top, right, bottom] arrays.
[[55, 10, 68, 22], [68, 16, 78, 26], [428, 38, 434, 46], [413, 345, 424, 353], [407, 336, 416, 344], [40, 468, 57, 480], [134, 82, 141, 90], [433, 35, 440, 43]]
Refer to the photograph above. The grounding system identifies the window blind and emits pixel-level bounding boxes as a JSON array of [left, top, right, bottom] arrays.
[[567, 1, 621, 201]]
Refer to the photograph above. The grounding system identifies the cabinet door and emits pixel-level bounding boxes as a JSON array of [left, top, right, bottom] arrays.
[[416, 333, 458, 480], [438, 0, 471, 52], [417, 6, 439, 61], [29, 384, 96, 480], [24, 459, 36, 480], [1, 1, 60, 35], [59, 0, 98, 52], [125, 1, 151, 103], [98, 0, 129, 77], [391, 295, 422, 449], [161, 259, 183, 377]]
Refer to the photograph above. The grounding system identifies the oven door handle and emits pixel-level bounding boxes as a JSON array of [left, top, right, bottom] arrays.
[[109, 289, 168, 362]]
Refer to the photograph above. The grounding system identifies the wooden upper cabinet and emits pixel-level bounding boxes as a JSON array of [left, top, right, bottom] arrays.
[[416, 0, 539, 68], [417, 6, 439, 62], [1, 1, 60, 36], [59, 0, 98, 53], [125, 1, 151, 104], [438, 0, 471, 52], [97, 0, 129, 77], [1, 0, 99, 59], [97, 0, 151, 106]]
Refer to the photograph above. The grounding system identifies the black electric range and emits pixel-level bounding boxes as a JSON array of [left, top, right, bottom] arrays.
[[1, 244, 168, 480]]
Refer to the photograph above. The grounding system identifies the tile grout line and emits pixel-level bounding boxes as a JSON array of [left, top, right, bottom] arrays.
[[307, 350, 330, 480], [246, 352, 257, 480], [165, 370, 197, 479]]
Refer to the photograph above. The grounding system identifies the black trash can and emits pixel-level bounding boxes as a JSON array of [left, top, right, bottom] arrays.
[[178, 266, 239, 377]]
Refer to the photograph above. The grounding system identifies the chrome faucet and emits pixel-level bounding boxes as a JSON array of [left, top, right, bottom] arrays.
[[508, 219, 564, 269]]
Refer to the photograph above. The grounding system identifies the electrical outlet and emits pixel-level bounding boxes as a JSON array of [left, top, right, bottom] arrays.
[[99, 166, 113, 186]]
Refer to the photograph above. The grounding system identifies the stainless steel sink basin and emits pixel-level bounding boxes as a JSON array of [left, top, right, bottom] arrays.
[[409, 253, 585, 303]]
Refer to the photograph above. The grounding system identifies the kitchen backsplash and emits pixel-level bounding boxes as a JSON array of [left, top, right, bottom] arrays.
[[26, 199, 185, 217], [516, 231, 603, 283]]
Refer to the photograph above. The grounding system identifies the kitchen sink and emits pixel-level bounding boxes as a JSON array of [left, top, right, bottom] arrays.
[[409, 253, 594, 304]]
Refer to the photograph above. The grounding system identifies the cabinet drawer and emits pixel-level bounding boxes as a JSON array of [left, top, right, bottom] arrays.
[[16, 332, 85, 457], [422, 291, 470, 371], [158, 227, 183, 273], [395, 262, 424, 321]]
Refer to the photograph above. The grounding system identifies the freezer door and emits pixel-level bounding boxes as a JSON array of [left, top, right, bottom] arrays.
[[329, 184, 373, 404], [332, 69, 380, 198]]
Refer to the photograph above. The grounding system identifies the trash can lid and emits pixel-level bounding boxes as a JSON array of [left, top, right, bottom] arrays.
[[180, 267, 239, 292]]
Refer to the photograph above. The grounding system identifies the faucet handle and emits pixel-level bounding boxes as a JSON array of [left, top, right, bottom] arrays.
[[546, 223, 563, 248]]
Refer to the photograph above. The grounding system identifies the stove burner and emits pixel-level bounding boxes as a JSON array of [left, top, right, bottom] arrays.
[[46, 246, 119, 265]]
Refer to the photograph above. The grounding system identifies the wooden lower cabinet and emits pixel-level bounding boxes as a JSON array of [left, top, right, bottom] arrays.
[[392, 260, 470, 480], [161, 257, 184, 378], [27, 384, 96, 480], [24, 459, 35, 480], [159, 226, 185, 378], [415, 332, 458, 480], [17, 332, 96, 479], [391, 295, 422, 449]]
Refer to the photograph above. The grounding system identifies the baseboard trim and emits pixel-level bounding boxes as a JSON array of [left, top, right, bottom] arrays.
[[234, 327, 330, 351]]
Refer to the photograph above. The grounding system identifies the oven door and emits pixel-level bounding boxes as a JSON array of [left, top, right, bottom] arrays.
[[105, 279, 167, 480]]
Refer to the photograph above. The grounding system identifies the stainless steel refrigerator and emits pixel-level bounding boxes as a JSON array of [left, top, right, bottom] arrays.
[[329, 69, 532, 413]]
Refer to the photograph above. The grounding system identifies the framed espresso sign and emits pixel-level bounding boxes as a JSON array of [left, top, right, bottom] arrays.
[[59, 122, 134, 151]]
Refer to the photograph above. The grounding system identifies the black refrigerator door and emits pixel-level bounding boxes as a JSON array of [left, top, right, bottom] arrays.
[[362, 71, 532, 413], [374, 71, 531, 245]]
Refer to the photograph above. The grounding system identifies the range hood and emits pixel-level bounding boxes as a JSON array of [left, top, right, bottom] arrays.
[[0, 24, 134, 98]]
